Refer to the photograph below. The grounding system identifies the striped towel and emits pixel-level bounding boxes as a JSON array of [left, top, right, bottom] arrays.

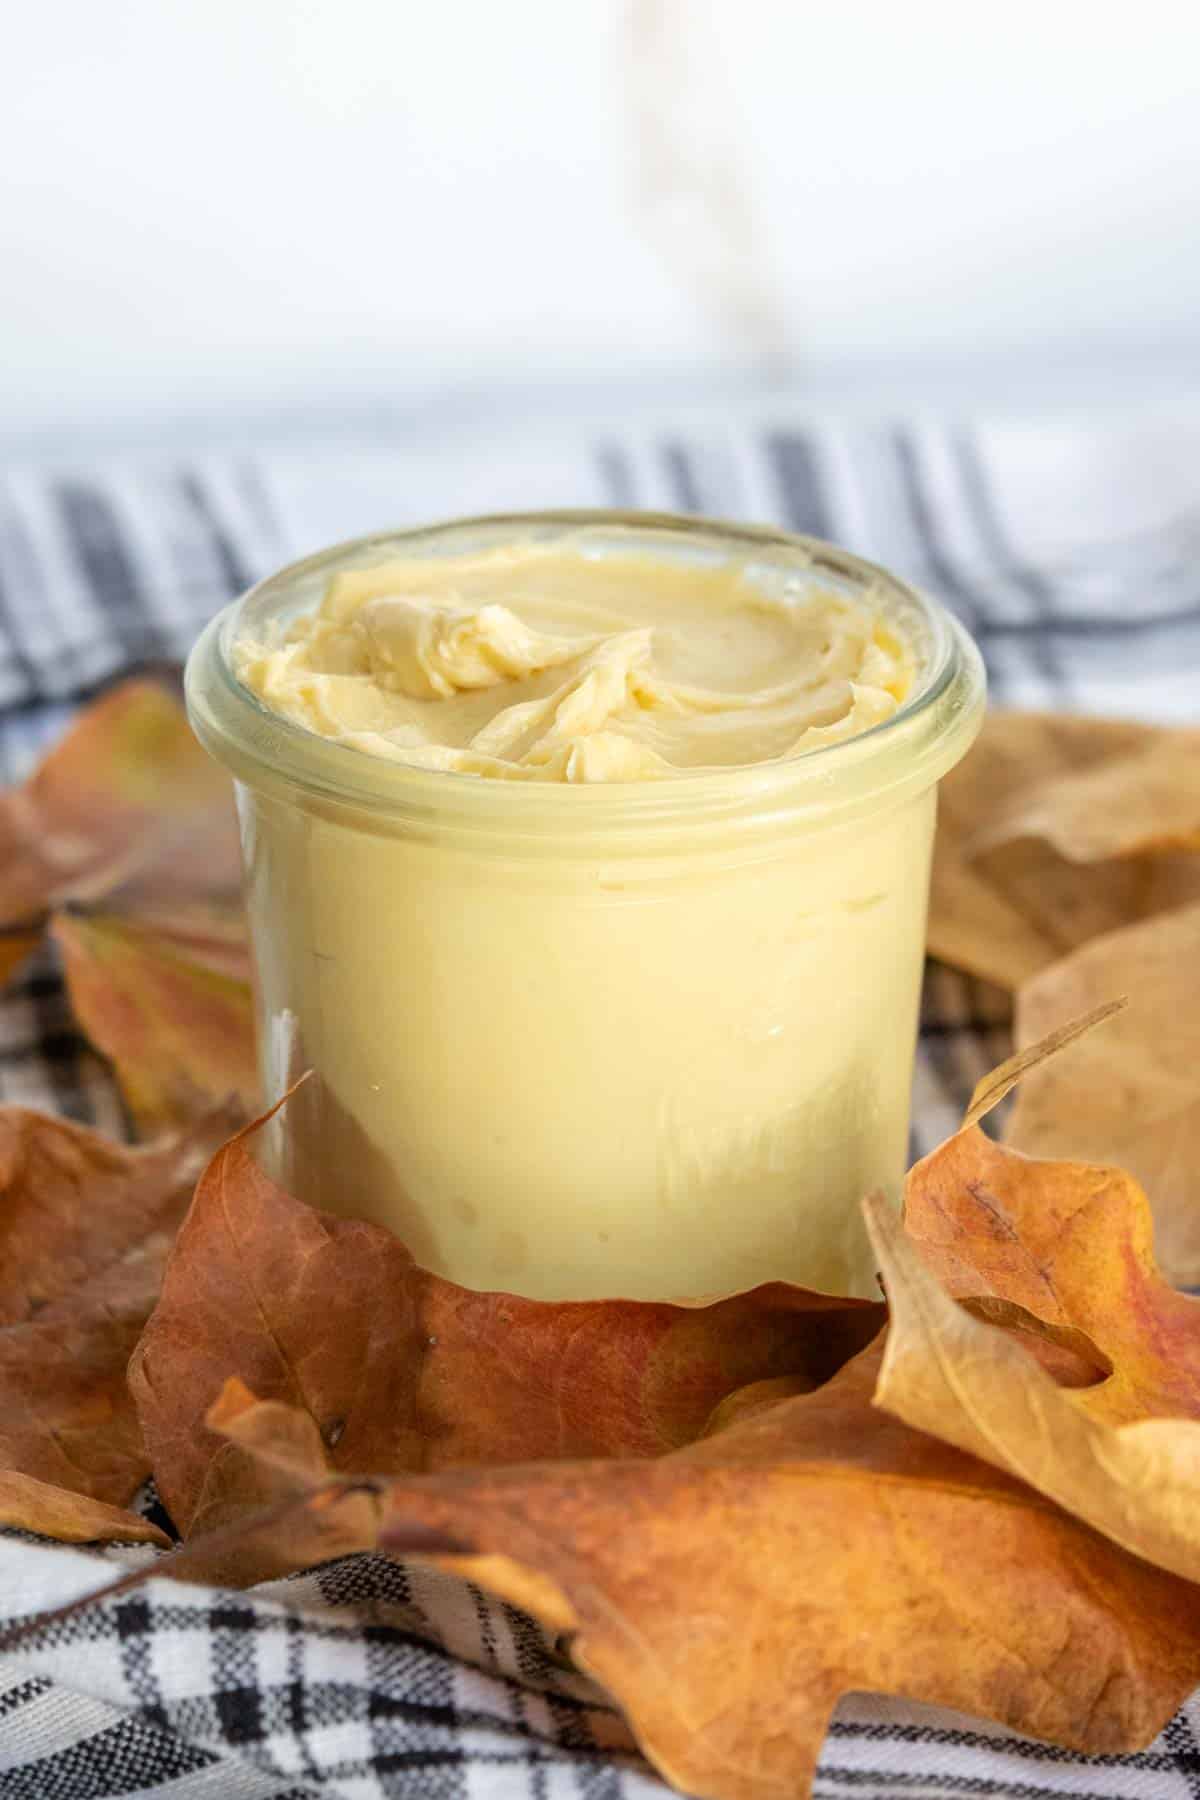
[[0, 417, 1197, 1799]]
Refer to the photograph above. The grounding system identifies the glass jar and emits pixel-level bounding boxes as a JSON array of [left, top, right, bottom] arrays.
[[186, 511, 984, 1301]]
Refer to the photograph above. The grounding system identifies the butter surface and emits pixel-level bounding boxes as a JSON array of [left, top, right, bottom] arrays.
[[236, 538, 914, 781]]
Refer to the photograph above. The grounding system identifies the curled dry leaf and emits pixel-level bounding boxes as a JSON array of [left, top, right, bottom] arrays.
[[1007, 900, 1200, 1287], [974, 726, 1200, 862], [928, 710, 1200, 988], [129, 1105, 883, 1554], [901, 1124, 1200, 1425], [955, 1298, 1111, 1388], [199, 1356, 1200, 1800], [0, 1475, 166, 1547], [126, 1089, 1200, 1797], [0, 1103, 237, 1323], [0, 1300, 168, 1545], [96, 899, 252, 984], [959, 995, 1126, 1131], [929, 994, 1128, 1391], [868, 1026, 1200, 1584], [181, 1380, 382, 1585], [867, 1189, 1200, 1588], [52, 910, 258, 1133], [179, 1379, 459, 1587], [0, 678, 241, 941], [0, 1105, 237, 1545], [0, 930, 42, 991]]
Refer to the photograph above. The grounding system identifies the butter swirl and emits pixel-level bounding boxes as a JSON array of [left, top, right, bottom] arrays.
[[235, 537, 915, 783]]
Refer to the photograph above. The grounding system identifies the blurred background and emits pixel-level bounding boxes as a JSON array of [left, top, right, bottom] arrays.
[[5, 0, 1200, 457], [1, 0, 1198, 729]]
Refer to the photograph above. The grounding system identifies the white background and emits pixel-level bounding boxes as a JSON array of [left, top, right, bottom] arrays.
[[3, 0, 1199, 450]]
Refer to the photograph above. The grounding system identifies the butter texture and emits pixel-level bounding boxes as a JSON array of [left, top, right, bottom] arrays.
[[235, 538, 914, 781]]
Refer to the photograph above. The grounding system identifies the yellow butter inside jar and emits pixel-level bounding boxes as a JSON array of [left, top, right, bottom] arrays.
[[233, 536, 916, 782], [188, 512, 984, 1301]]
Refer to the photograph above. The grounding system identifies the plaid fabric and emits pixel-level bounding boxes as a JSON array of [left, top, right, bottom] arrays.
[[0, 419, 1198, 1798]]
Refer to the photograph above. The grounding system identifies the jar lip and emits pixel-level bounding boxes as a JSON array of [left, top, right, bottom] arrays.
[[186, 509, 986, 839]]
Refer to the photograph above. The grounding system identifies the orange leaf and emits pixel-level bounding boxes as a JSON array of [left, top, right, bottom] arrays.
[[129, 1107, 882, 1545], [0, 929, 42, 991], [974, 726, 1200, 862], [960, 995, 1125, 1131], [1007, 900, 1200, 1286], [0, 1104, 235, 1324], [52, 910, 258, 1132], [867, 1018, 1200, 1588], [867, 1189, 1200, 1589], [202, 1350, 1200, 1800], [126, 1107, 1200, 1797], [171, 1380, 383, 1586], [104, 899, 252, 983], [0, 678, 241, 936], [2, 1260, 160, 1487], [0, 1473, 167, 1546], [901, 1125, 1200, 1426], [928, 710, 1200, 987], [0, 1105, 235, 1546]]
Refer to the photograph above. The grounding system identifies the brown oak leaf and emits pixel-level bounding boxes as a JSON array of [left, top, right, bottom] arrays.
[[0, 1104, 235, 1324], [1007, 900, 1200, 1286], [201, 1354, 1200, 1800], [0, 930, 42, 990], [868, 1008, 1200, 1584], [928, 710, 1200, 988], [0, 1105, 237, 1544], [129, 1107, 883, 1545], [173, 1380, 385, 1585], [52, 910, 258, 1132], [975, 726, 1200, 862], [0, 678, 241, 942], [867, 1186, 1200, 1588], [0, 1475, 166, 1547], [901, 1121, 1200, 1426]]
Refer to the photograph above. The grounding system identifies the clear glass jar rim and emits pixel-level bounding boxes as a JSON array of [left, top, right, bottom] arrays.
[[185, 509, 985, 844]]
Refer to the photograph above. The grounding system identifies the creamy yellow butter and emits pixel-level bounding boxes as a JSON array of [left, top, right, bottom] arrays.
[[189, 518, 982, 1302], [234, 539, 914, 782]]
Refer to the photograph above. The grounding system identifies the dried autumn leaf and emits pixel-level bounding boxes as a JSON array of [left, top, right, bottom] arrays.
[[199, 1349, 1200, 1800], [1007, 900, 1200, 1287], [900, 1122, 1200, 1425], [960, 995, 1126, 1131], [0, 929, 42, 991], [129, 1107, 882, 1547], [867, 1189, 1200, 1588], [975, 726, 1200, 861], [208, 1378, 341, 1488], [0, 1474, 166, 1547], [0, 1105, 235, 1545], [169, 1380, 383, 1585], [52, 910, 258, 1132], [0, 1104, 236, 1324], [0, 677, 241, 936], [126, 1096, 1200, 1796], [871, 992, 1200, 1577], [928, 710, 1200, 987], [108, 899, 251, 982], [925, 997, 1131, 1385], [956, 1299, 1111, 1388], [0, 1289, 166, 1543]]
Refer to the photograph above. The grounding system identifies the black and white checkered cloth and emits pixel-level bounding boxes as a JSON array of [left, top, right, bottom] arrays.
[[0, 418, 1198, 1799]]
